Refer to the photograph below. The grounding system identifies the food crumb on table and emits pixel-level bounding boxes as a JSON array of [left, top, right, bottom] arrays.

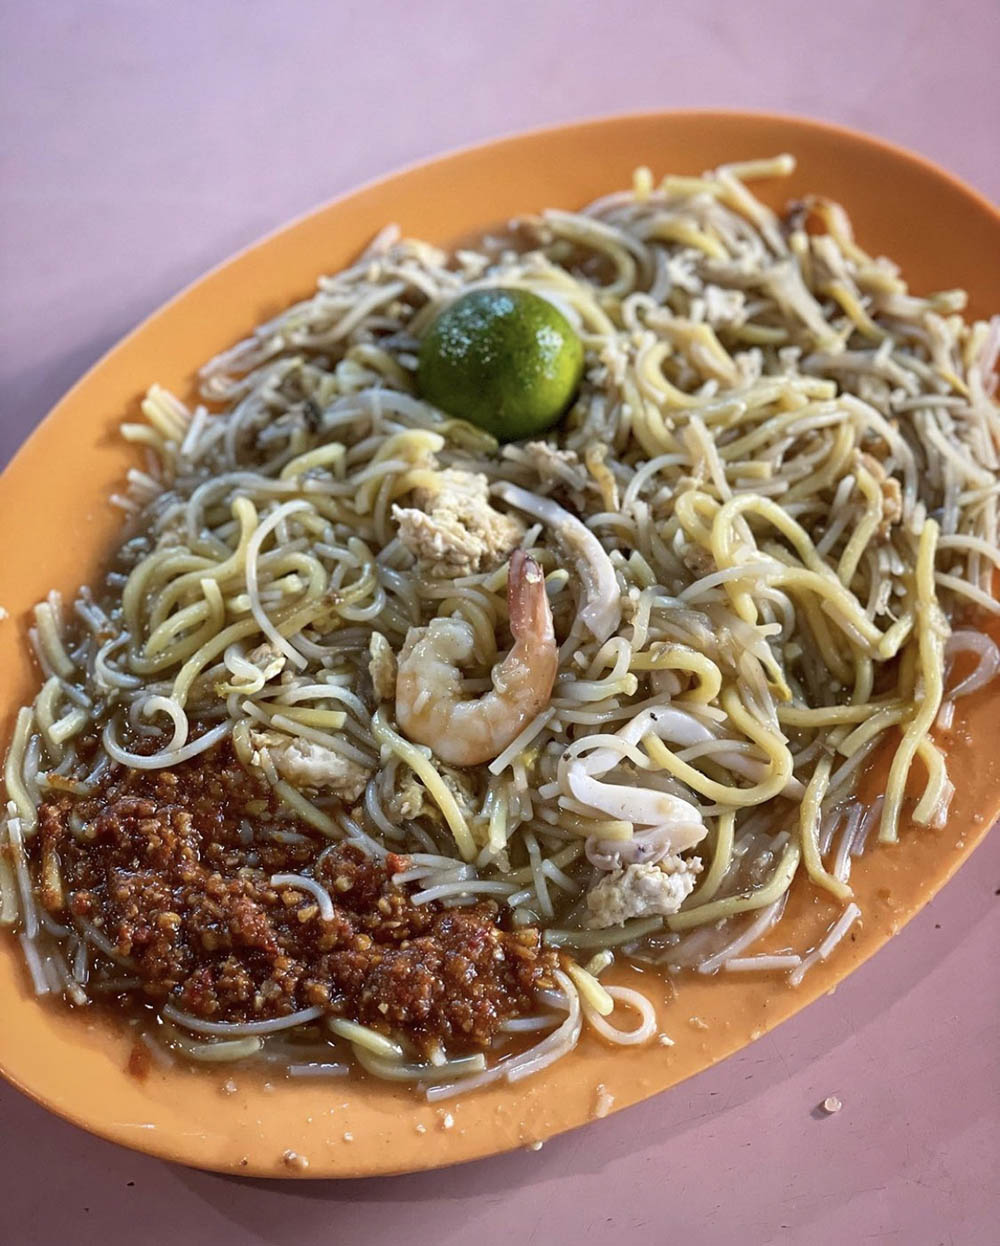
[[282, 1150, 309, 1171], [821, 1095, 843, 1114], [415, 1123, 427, 1134], [594, 1084, 614, 1118], [439, 1112, 455, 1131], [220, 1078, 238, 1096], [343, 1131, 354, 1142], [528, 1140, 544, 1151], [689, 1016, 709, 1030], [657, 1033, 675, 1046]]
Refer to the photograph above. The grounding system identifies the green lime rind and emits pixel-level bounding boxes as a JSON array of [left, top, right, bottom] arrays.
[[417, 287, 584, 441]]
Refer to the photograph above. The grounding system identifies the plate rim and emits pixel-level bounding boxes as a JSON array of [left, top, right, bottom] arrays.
[[4, 106, 998, 482], [1, 108, 998, 1179]]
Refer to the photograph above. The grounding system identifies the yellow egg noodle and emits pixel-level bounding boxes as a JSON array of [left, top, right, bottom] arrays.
[[2, 154, 999, 1095]]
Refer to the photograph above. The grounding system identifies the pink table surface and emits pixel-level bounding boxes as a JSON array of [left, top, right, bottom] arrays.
[[1, 2, 998, 1243]]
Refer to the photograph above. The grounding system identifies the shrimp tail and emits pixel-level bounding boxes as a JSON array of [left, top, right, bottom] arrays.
[[394, 549, 558, 767], [508, 550, 554, 644]]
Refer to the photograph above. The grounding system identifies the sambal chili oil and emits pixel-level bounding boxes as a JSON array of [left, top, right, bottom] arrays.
[[33, 742, 557, 1055]]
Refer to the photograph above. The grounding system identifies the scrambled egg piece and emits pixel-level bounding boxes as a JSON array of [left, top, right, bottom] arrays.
[[387, 772, 426, 821], [585, 857, 700, 928], [368, 632, 397, 702], [384, 765, 478, 824], [392, 469, 525, 577], [440, 766, 479, 820], [245, 642, 286, 680], [584, 442, 619, 511], [701, 285, 747, 328], [250, 731, 371, 801], [681, 542, 716, 579]]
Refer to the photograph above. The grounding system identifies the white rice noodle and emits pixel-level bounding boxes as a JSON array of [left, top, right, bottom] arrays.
[[534, 986, 573, 1011], [37, 906, 72, 939], [488, 708, 555, 776], [426, 969, 582, 1102], [524, 832, 552, 919], [22, 735, 43, 806], [851, 796, 883, 857], [6, 813, 38, 938], [76, 916, 136, 967], [94, 634, 143, 690], [581, 984, 658, 1045], [944, 629, 1000, 700], [168, 1033, 264, 1062], [364, 781, 408, 845], [287, 1062, 350, 1078], [102, 718, 231, 770], [141, 1030, 175, 1067], [245, 499, 313, 671], [18, 934, 51, 995], [74, 589, 110, 632], [541, 858, 580, 893], [832, 804, 864, 883], [724, 954, 803, 972], [481, 993, 583, 1084], [351, 1047, 487, 1083], [789, 903, 862, 986], [42, 948, 69, 995], [697, 897, 785, 975], [499, 1014, 561, 1033], [817, 806, 842, 857], [679, 559, 781, 601], [33, 593, 75, 678], [89, 976, 143, 993], [332, 814, 388, 860], [270, 873, 335, 922], [393, 855, 477, 884], [410, 879, 518, 905], [162, 1002, 325, 1037], [138, 695, 190, 752], [72, 938, 89, 984]]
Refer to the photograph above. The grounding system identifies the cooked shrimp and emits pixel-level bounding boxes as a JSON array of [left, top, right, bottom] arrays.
[[395, 549, 558, 766]]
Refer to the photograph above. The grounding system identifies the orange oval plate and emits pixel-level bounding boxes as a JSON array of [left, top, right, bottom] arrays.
[[1, 112, 998, 1178]]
